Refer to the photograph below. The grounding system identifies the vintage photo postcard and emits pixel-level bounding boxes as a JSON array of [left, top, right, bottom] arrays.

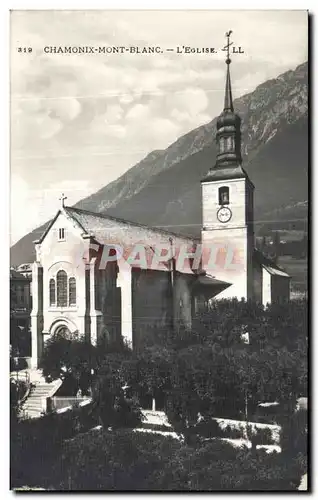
[[10, 10, 308, 491]]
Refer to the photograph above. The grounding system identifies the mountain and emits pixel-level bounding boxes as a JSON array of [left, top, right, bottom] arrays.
[[11, 62, 308, 266]]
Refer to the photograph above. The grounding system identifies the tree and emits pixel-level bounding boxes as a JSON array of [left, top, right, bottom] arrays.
[[40, 332, 96, 395], [126, 298, 307, 444], [91, 343, 142, 429]]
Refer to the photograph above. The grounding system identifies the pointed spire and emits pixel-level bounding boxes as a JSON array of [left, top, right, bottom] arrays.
[[224, 60, 234, 112], [223, 30, 234, 112]]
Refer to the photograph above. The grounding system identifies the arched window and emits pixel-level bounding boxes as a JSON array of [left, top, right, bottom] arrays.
[[69, 277, 76, 306], [219, 186, 230, 205], [56, 270, 67, 307], [49, 278, 56, 306]]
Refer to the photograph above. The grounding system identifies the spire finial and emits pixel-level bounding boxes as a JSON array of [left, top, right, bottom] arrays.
[[225, 30, 233, 65], [223, 30, 234, 112], [59, 193, 67, 208]]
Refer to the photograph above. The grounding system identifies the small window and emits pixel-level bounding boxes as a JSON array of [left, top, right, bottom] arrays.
[[219, 186, 230, 205], [226, 136, 234, 151], [69, 277, 76, 306], [58, 228, 65, 241], [219, 137, 225, 154], [49, 278, 56, 306]]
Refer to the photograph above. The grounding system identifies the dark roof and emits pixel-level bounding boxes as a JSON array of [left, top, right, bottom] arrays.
[[201, 164, 254, 185], [10, 269, 29, 281], [194, 274, 232, 288]]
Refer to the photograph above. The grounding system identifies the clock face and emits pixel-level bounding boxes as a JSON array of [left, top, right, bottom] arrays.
[[217, 206, 232, 223]]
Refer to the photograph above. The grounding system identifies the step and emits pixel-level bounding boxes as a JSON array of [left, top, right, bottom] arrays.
[[33, 386, 54, 390], [34, 383, 52, 387], [25, 399, 43, 404]]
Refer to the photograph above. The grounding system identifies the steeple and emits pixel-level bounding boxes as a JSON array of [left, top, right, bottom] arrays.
[[215, 31, 242, 168], [201, 31, 249, 183]]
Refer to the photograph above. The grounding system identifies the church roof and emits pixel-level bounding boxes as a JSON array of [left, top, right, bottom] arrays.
[[36, 206, 199, 275], [63, 206, 197, 246], [65, 206, 199, 274]]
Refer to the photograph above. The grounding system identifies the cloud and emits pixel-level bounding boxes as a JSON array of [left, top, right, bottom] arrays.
[[125, 103, 150, 121], [105, 104, 124, 124], [174, 87, 209, 116]]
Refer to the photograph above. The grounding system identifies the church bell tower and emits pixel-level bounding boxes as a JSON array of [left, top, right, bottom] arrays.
[[201, 31, 255, 300]]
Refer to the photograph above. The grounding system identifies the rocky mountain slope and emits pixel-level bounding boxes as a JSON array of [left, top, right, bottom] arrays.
[[11, 62, 308, 266]]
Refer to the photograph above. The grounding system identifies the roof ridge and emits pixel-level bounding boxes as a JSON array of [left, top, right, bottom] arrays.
[[65, 206, 198, 241]]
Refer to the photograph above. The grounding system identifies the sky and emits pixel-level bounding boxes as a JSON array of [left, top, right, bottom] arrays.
[[10, 9, 308, 245]]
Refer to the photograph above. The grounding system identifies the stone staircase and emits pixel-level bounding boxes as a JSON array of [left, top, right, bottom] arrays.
[[21, 371, 62, 419]]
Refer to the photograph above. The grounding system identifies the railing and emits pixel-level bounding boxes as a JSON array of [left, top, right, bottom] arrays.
[[10, 370, 32, 406]]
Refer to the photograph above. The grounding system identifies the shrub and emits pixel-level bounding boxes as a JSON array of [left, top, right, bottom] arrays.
[[58, 429, 181, 490], [12, 423, 306, 491], [250, 426, 273, 445], [280, 409, 307, 457], [112, 395, 142, 429], [10, 402, 99, 489], [222, 424, 244, 440]]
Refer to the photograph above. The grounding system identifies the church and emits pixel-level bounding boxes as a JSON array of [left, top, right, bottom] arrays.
[[30, 53, 290, 369]]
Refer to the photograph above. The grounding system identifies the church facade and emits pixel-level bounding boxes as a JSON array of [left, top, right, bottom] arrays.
[[30, 56, 290, 369]]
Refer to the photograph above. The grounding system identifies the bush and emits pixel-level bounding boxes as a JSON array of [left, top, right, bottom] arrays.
[[59, 429, 181, 491], [12, 422, 306, 491], [112, 395, 142, 429], [195, 418, 224, 438], [10, 402, 99, 489], [280, 409, 307, 457], [249, 426, 273, 446]]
